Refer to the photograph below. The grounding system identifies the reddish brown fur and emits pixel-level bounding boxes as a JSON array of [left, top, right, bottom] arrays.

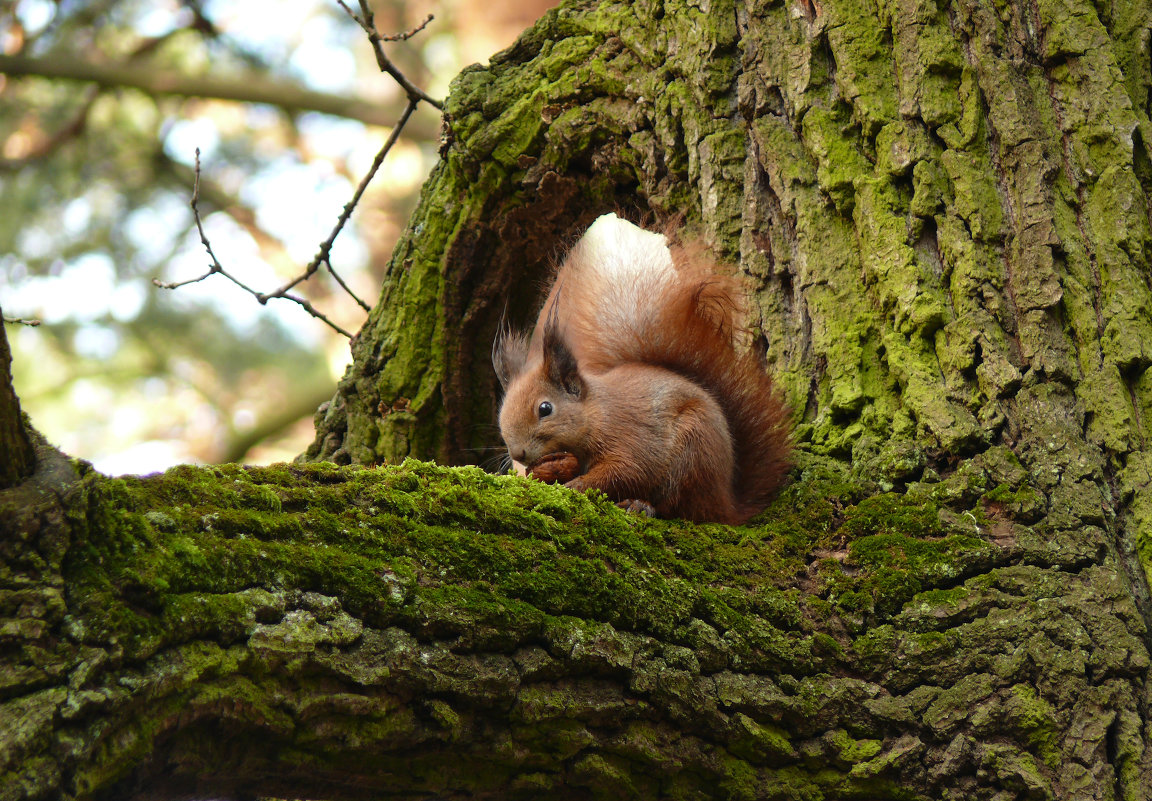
[[494, 217, 792, 524]]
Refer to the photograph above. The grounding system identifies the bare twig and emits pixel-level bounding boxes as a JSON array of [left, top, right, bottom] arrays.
[[156, 1, 443, 338], [154, 149, 354, 338], [2, 316, 42, 327], [154, 148, 299, 272], [152, 149, 232, 289], [380, 14, 435, 42], [259, 98, 419, 309], [337, 0, 444, 109]]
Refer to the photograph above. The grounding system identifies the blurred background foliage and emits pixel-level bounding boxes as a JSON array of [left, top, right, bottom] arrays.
[[0, 0, 555, 473]]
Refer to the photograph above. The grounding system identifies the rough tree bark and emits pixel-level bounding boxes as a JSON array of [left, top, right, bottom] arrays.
[[0, 322, 35, 489], [3, 0, 1152, 799]]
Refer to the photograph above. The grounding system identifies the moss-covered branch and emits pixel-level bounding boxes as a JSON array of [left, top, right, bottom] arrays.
[[2, 439, 1146, 798]]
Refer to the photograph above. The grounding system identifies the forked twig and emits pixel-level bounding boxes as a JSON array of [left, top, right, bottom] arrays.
[[154, 149, 355, 338], [259, 98, 418, 309], [337, 0, 443, 109], [380, 13, 434, 42], [160, 1, 444, 338]]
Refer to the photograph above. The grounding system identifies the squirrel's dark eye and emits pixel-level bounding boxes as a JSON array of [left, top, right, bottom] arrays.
[[538, 401, 553, 419]]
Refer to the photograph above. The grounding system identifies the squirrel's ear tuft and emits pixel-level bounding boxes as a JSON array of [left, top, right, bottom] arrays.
[[542, 299, 584, 398], [493, 329, 529, 390]]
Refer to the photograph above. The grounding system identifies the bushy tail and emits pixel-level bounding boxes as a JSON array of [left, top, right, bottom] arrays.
[[655, 241, 792, 522], [552, 215, 792, 521]]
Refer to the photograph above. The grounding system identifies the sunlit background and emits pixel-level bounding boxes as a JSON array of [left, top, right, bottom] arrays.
[[1, 0, 556, 474]]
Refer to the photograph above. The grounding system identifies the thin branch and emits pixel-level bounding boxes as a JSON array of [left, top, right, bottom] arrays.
[[153, 150, 354, 338], [273, 294, 353, 338], [153, 0, 444, 337], [151, 151, 231, 289], [260, 98, 419, 309], [379, 14, 435, 42], [336, 0, 444, 109], [2, 317, 42, 327], [2, 24, 226, 171], [154, 149, 300, 274]]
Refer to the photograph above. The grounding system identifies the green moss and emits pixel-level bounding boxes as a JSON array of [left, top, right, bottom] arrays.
[[875, 121, 933, 176], [729, 712, 797, 763], [921, 672, 996, 736], [1035, 0, 1105, 60], [979, 742, 1053, 798], [66, 453, 1000, 680], [718, 754, 761, 801], [56, 454, 997, 793], [0, 688, 67, 796], [800, 104, 870, 211], [909, 158, 945, 218], [854, 177, 949, 339], [508, 771, 556, 793], [825, 0, 898, 135], [43, 439, 1034, 801], [838, 493, 939, 540], [1005, 684, 1061, 768], [1121, 450, 1152, 588], [982, 483, 1045, 522], [829, 728, 883, 764], [820, 493, 995, 617], [940, 147, 1004, 243], [850, 624, 898, 665], [908, 585, 969, 612]]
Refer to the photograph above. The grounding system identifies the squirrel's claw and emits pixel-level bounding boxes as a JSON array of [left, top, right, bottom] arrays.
[[616, 498, 656, 517]]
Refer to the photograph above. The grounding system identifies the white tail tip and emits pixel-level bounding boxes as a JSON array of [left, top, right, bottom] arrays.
[[576, 213, 673, 281]]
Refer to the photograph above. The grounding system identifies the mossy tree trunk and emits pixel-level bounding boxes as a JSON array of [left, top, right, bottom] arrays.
[[3, 0, 1152, 799], [0, 322, 35, 489]]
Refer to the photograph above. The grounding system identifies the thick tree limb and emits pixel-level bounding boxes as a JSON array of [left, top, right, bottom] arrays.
[[0, 53, 436, 133], [298, 0, 1152, 795], [2, 447, 1146, 799]]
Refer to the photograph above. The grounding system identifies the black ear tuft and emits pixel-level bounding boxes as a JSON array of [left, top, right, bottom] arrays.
[[542, 296, 584, 397], [492, 328, 529, 390]]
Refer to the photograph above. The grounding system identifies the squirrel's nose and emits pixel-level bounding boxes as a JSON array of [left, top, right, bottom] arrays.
[[511, 450, 526, 464]]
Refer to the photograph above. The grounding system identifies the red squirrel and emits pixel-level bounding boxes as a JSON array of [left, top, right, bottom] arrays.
[[492, 213, 791, 524]]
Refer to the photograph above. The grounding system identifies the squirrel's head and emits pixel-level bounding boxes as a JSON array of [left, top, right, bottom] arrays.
[[494, 301, 590, 471]]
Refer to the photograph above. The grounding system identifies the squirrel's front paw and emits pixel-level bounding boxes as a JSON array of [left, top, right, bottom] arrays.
[[528, 452, 580, 484], [616, 498, 656, 517]]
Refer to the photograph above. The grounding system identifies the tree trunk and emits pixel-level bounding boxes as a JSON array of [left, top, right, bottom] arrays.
[[4, 0, 1152, 799], [0, 320, 35, 488]]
